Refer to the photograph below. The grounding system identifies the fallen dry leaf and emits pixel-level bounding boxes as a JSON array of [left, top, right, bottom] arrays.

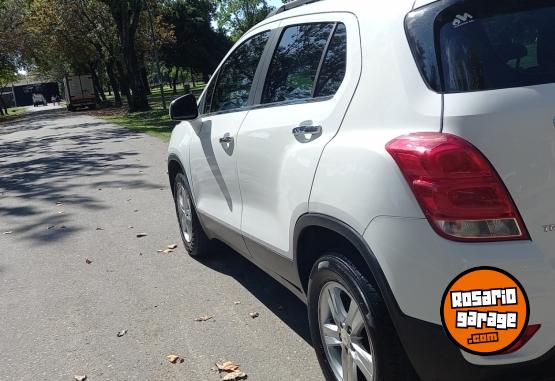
[[167, 355, 184, 364], [249, 312, 259, 319], [234, 301, 241, 305], [117, 329, 127, 337], [74, 375, 87, 381], [3, 231, 13, 235], [195, 315, 213, 322], [216, 361, 240, 372], [222, 370, 247, 381], [162, 249, 174, 254], [136, 233, 147, 238], [96, 227, 104, 231], [216, 361, 247, 380], [56, 201, 63, 205], [58, 211, 64, 214], [128, 226, 134, 229], [167, 244, 178, 250], [85, 258, 93, 265], [47, 225, 55, 230]]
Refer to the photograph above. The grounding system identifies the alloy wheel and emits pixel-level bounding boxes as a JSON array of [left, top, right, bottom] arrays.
[[319, 281, 375, 381], [176, 183, 193, 243]]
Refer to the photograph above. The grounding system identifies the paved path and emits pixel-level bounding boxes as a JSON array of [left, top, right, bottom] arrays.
[[0, 108, 322, 380]]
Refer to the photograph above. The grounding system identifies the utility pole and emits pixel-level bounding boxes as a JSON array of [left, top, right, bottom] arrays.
[[146, 0, 166, 110]]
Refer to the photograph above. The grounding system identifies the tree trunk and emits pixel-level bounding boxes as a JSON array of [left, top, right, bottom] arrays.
[[172, 67, 179, 94], [105, 0, 149, 112], [0, 95, 8, 115], [190, 68, 196, 88], [141, 66, 151, 95], [90, 65, 107, 102], [97, 67, 107, 102], [116, 61, 130, 98], [106, 60, 122, 107]]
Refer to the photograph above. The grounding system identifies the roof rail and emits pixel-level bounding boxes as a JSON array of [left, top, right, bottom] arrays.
[[266, 0, 323, 19]]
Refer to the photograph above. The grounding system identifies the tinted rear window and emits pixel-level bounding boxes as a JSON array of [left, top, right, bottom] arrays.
[[406, 0, 555, 93], [262, 23, 334, 104]]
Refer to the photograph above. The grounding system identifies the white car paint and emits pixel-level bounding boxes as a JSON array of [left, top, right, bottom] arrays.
[[169, 0, 555, 373], [238, 12, 361, 258]]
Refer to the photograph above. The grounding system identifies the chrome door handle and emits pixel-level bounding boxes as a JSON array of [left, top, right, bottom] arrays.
[[292, 125, 322, 136], [219, 134, 233, 143]]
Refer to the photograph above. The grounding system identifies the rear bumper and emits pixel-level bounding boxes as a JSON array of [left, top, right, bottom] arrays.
[[395, 313, 555, 381], [363, 216, 555, 379]]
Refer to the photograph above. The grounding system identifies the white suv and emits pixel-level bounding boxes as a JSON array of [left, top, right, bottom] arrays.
[[167, 0, 555, 380]]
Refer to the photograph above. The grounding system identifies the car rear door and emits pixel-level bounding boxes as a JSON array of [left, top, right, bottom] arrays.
[[236, 13, 361, 272]]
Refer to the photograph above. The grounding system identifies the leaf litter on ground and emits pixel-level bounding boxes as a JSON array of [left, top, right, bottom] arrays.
[[116, 329, 127, 337], [216, 361, 247, 380], [195, 315, 213, 322], [167, 354, 184, 364], [158, 244, 178, 254]]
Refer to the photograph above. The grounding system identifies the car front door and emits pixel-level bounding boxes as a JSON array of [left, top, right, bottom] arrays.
[[189, 28, 273, 255], [237, 14, 361, 275]]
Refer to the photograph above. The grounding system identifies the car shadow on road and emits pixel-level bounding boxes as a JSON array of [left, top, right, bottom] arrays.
[[0, 108, 164, 244], [197, 241, 313, 345]]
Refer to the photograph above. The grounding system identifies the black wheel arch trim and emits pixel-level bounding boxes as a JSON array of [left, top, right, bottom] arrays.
[[293, 213, 403, 316], [167, 154, 191, 199]]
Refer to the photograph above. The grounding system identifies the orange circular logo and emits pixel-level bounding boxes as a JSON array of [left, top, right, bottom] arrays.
[[441, 267, 529, 355]]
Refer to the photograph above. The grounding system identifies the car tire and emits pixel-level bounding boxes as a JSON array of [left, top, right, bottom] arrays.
[[173, 172, 210, 257], [308, 253, 416, 381]]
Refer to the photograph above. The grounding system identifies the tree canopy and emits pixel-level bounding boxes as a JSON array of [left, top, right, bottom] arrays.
[[0, 0, 279, 112], [214, 0, 273, 41]]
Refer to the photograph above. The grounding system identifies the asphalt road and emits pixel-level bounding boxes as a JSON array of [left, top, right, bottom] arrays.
[[0, 107, 323, 381]]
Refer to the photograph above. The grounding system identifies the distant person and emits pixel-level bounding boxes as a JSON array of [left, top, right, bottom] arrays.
[[51, 95, 57, 105]]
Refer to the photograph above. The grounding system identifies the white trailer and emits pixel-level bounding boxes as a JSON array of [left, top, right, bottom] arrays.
[[63, 74, 96, 111]]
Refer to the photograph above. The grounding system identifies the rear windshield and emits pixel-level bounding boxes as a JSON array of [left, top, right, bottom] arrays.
[[406, 0, 555, 93]]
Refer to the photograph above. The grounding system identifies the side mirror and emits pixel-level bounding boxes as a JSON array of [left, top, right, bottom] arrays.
[[170, 94, 199, 121]]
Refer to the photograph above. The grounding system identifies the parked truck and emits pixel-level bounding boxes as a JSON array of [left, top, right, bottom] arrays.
[[63, 74, 96, 111]]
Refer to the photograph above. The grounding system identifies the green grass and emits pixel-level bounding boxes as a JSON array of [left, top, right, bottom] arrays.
[[106, 109, 175, 140], [100, 83, 205, 140], [0, 106, 27, 120]]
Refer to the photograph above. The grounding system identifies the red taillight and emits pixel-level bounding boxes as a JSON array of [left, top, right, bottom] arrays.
[[502, 324, 541, 354], [386, 133, 529, 242]]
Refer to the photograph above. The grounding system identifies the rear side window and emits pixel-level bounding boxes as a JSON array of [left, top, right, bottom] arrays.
[[262, 22, 346, 104], [406, 0, 555, 93], [315, 23, 347, 97], [208, 31, 271, 113]]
